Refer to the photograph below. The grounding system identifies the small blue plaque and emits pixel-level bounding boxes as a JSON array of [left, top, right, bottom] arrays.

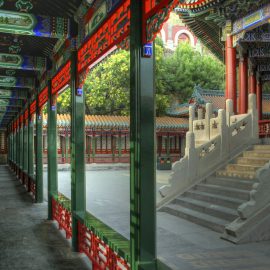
[[77, 88, 83, 96], [51, 105, 56, 111], [143, 43, 153, 57]]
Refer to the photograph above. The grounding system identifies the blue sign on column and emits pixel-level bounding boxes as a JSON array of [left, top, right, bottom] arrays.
[[143, 43, 153, 57], [77, 88, 83, 96]]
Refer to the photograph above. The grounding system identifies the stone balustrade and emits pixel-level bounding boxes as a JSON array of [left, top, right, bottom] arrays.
[[158, 94, 259, 207]]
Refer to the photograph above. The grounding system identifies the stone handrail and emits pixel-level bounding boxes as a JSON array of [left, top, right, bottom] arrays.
[[238, 160, 270, 220], [158, 94, 258, 207]]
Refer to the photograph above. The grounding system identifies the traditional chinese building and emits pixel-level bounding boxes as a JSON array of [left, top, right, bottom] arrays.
[[168, 86, 270, 120], [41, 114, 188, 164], [160, 13, 199, 49]]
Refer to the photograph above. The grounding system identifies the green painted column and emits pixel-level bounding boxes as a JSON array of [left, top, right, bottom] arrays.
[[13, 130, 16, 164], [17, 123, 20, 167], [24, 120, 28, 173], [130, 1, 157, 269], [11, 130, 13, 162], [8, 129, 10, 162], [7, 130, 11, 161], [65, 132, 69, 163], [70, 51, 86, 251], [36, 105, 43, 203], [48, 80, 58, 218], [11, 131, 13, 162], [7, 129, 9, 162], [20, 123, 24, 169], [15, 127, 17, 165], [28, 114, 34, 178], [15, 124, 17, 165], [14, 130, 16, 164]]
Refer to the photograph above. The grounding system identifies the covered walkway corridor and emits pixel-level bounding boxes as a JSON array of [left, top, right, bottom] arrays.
[[0, 165, 91, 270], [2, 0, 270, 270]]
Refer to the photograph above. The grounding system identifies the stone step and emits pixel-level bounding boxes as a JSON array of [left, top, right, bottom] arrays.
[[162, 204, 228, 233], [253, 145, 270, 151], [243, 151, 270, 158], [174, 197, 238, 221], [206, 176, 256, 190], [226, 164, 261, 172], [236, 157, 269, 166], [195, 184, 250, 201], [216, 169, 256, 180], [184, 190, 244, 209], [195, 140, 207, 144]]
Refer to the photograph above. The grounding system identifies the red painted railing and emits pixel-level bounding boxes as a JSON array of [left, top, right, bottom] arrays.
[[78, 221, 130, 270], [52, 196, 72, 239], [259, 120, 270, 137]]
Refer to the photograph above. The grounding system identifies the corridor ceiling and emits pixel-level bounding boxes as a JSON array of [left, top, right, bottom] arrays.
[[0, 0, 84, 129]]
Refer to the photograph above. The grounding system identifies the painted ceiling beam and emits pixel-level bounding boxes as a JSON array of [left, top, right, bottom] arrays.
[[0, 104, 23, 108], [0, 109, 18, 112], [0, 89, 27, 99], [0, 75, 34, 88], [0, 100, 24, 107], [261, 74, 270, 81], [232, 3, 270, 36], [0, 53, 46, 71], [249, 45, 270, 58], [239, 30, 270, 43], [0, 9, 70, 38], [257, 64, 270, 72]]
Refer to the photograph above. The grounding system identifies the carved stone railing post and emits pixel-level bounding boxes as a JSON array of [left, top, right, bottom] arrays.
[[205, 103, 213, 140], [248, 93, 259, 141], [185, 131, 198, 180], [226, 99, 233, 126], [189, 105, 195, 132], [218, 109, 228, 158], [198, 108, 203, 120]]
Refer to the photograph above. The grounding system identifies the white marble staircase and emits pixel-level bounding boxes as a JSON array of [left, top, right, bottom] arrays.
[[160, 144, 270, 242]]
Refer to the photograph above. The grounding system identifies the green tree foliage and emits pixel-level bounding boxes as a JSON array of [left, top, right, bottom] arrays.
[[84, 49, 130, 115], [56, 40, 225, 116], [57, 88, 71, 113], [84, 41, 170, 116], [161, 42, 225, 103]]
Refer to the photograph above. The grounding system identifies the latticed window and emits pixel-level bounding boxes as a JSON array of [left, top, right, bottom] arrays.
[[102, 135, 106, 150], [96, 136, 101, 150]]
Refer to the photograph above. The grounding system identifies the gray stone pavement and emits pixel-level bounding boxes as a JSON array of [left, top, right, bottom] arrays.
[[43, 165, 270, 270], [0, 165, 91, 270]]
